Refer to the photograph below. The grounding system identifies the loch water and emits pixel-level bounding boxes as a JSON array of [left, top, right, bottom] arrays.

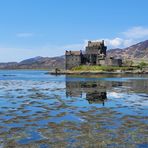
[[0, 70, 148, 147]]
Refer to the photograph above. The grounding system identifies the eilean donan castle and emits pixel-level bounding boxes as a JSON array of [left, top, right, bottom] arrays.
[[65, 40, 122, 70]]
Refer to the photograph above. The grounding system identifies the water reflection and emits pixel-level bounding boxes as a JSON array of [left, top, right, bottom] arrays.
[[65, 76, 124, 106], [0, 72, 147, 147], [86, 92, 107, 105], [65, 75, 148, 108]]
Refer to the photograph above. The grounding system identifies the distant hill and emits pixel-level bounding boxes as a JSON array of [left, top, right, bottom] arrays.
[[107, 40, 148, 59], [0, 40, 148, 69], [0, 56, 65, 70]]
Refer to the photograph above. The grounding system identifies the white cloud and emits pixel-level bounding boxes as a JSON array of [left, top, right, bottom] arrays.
[[84, 38, 123, 48], [86, 26, 148, 49], [87, 26, 148, 49], [123, 26, 148, 39], [87, 38, 135, 48], [1, 26, 148, 62], [108, 92, 124, 98], [105, 38, 135, 48], [16, 33, 33, 37], [105, 38, 123, 47]]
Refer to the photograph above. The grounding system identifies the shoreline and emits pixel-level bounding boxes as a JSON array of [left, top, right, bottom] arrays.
[[0, 69, 148, 75], [47, 70, 148, 75]]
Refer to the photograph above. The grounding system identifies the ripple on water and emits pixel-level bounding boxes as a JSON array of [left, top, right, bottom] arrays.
[[0, 71, 148, 147]]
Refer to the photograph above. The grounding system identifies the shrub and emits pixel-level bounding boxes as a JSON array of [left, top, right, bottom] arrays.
[[138, 62, 147, 71]]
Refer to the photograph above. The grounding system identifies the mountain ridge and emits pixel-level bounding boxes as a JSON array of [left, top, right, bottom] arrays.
[[0, 40, 148, 69], [0, 56, 65, 70], [107, 40, 148, 59]]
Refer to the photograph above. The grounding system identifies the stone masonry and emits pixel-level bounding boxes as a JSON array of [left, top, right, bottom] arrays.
[[65, 40, 122, 70]]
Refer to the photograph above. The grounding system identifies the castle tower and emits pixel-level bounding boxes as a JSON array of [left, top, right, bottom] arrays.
[[85, 40, 107, 65]]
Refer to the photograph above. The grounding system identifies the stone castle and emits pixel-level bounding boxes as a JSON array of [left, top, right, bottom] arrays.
[[65, 40, 122, 70]]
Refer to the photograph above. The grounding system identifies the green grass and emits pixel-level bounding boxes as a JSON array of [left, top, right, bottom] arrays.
[[132, 59, 148, 66], [71, 65, 135, 72]]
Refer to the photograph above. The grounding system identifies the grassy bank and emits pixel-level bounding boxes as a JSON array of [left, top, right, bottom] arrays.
[[71, 65, 135, 72]]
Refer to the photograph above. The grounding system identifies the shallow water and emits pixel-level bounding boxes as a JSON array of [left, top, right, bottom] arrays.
[[0, 70, 148, 147]]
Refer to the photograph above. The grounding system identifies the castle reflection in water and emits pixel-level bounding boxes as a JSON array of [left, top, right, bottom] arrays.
[[65, 76, 122, 106]]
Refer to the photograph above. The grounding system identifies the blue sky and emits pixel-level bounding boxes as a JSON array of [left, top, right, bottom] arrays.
[[0, 0, 148, 62]]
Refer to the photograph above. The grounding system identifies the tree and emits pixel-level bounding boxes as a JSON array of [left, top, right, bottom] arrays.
[[138, 62, 147, 71]]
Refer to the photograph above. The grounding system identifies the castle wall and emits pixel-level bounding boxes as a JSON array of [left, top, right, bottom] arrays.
[[98, 59, 106, 65], [66, 55, 81, 70], [105, 58, 122, 67]]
